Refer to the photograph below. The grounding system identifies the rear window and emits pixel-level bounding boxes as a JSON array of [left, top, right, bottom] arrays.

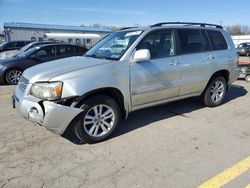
[[207, 30, 228, 51], [177, 29, 209, 54]]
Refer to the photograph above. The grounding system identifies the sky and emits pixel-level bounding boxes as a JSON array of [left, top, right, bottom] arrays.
[[0, 0, 250, 29]]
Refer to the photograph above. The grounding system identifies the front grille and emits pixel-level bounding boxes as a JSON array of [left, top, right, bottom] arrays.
[[18, 76, 29, 92]]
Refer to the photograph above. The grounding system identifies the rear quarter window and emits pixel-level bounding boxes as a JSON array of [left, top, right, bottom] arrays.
[[207, 30, 228, 51]]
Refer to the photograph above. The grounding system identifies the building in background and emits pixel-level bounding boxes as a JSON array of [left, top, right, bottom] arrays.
[[3, 22, 112, 48], [0, 32, 4, 43]]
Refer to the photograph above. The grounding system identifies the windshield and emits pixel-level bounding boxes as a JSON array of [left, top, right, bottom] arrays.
[[85, 30, 143, 60], [0, 42, 6, 48], [17, 47, 39, 58]]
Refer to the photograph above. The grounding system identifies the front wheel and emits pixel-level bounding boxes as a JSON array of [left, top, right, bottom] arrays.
[[73, 95, 121, 144], [5, 69, 22, 85], [201, 76, 227, 107]]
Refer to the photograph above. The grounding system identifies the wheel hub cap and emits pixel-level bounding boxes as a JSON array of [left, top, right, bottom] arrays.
[[83, 104, 115, 138], [210, 80, 224, 103]]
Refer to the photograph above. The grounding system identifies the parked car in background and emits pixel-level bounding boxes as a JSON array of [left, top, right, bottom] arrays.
[[0, 41, 64, 60], [0, 44, 87, 84], [13, 22, 239, 143], [0, 41, 31, 53], [237, 42, 250, 56]]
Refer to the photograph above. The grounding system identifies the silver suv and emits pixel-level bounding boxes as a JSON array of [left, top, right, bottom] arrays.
[[13, 22, 239, 143]]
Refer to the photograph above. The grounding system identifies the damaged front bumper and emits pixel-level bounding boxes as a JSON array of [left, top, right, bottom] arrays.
[[13, 84, 83, 135]]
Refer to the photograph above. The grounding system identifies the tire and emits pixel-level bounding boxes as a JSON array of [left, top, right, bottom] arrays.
[[247, 52, 250, 57], [201, 76, 227, 107], [245, 75, 250, 82], [5, 69, 22, 85], [73, 95, 121, 144]]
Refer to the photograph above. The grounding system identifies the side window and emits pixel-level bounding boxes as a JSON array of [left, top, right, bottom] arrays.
[[58, 46, 75, 56], [207, 30, 228, 51], [5, 42, 15, 48], [137, 29, 175, 59], [34, 46, 56, 59], [15, 41, 26, 48], [177, 29, 206, 54]]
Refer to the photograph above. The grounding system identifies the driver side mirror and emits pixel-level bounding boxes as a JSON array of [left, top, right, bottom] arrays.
[[132, 49, 150, 63]]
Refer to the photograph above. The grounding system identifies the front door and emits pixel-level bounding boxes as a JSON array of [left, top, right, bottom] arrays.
[[130, 29, 181, 107]]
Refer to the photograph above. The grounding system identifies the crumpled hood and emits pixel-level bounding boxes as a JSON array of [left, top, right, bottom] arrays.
[[0, 50, 20, 60], [23, 56, 111, 83]]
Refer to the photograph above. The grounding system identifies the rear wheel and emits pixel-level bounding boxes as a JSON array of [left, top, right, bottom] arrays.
[[201, 76, 227, 107], [73, 95, 121, 144], [5, 69, 22, 85], [245, 75, 250, 82]]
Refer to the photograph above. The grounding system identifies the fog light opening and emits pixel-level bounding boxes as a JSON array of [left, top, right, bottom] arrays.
[[29, 107, 38, 119]]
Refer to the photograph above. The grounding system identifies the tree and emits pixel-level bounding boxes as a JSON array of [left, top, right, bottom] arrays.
[[226, 24, 250, 35], [81, 23, 130, 31]]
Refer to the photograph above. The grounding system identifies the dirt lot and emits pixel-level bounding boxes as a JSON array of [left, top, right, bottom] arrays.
[[0, 80, 250, 188]]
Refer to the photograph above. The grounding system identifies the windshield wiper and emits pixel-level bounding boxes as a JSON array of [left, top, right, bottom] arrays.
[[85, 54, 117, 61]]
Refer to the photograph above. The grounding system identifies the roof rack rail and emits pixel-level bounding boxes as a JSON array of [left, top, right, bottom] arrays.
[[119, 27, 138, 30], [151, 22, 223, 29]]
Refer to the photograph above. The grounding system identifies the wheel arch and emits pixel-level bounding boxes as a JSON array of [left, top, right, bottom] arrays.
[[4, 67, 24, 83], [70, 87, 127, 119], [208, 69, 230, 88]]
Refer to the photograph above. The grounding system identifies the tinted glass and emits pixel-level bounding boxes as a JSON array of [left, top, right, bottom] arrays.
[[76, 46, 87, 53], [177, 29, 206, 54], [5, 42, 15, 48], [207, 30, 228, 50], [200, 30, 211, 51], [137, 29, 175, 59], [34, 46, 56, 59], [59, 45, 75, 55], [15, 41, 26, 47]]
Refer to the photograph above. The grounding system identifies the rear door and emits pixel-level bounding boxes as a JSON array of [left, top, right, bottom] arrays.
[[176, 28, 215, 96], [56, 45, 76, 59], [130, 29, 181, 107]]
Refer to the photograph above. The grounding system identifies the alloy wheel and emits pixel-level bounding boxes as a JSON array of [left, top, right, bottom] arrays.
[[83, 104, 115, 137], [6, 70, 22, 84], [210, 80, 225, 103]]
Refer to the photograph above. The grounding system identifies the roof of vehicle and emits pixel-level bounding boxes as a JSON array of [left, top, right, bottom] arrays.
[[5, 40, 32, 43], [34, 43, 81, 49], [120, 22, 224, 32], [29, 41, 64, 45], [239, 42, 250, 45]]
